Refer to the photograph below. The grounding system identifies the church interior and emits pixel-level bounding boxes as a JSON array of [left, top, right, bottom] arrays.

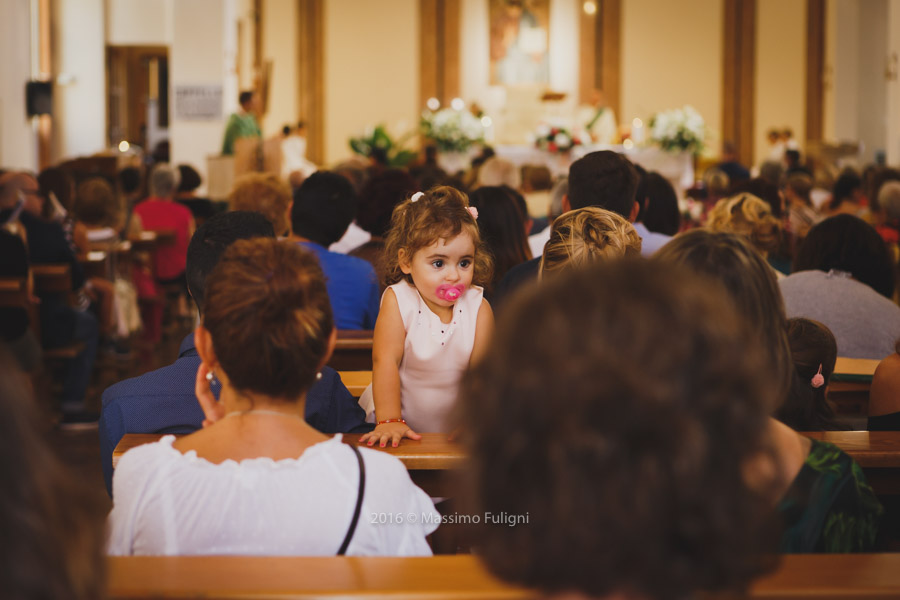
[[3, 0, 900, 598]]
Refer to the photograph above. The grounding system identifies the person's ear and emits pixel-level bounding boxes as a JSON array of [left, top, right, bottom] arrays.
[[561, 194, 571, 214], [195, 325, 218, 371], [628, 200, 640, 223], [399, 248, 412, 274], [317, 328, 338, 371]]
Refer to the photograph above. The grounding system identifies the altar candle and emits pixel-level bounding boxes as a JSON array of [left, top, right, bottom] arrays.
[[632, 118, 644, 144]]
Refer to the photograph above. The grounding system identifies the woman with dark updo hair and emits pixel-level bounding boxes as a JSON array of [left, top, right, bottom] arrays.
[[108, 238, 438, 555]]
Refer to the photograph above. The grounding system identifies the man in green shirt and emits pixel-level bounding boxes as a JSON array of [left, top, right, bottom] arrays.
[[221, 91, 262, 155]]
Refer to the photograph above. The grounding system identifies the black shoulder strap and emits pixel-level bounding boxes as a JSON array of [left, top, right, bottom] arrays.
[[337, 443, 366, 555]]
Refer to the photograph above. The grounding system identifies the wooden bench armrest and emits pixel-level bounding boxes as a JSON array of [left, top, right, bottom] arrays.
[[32, 263, 73, 294]]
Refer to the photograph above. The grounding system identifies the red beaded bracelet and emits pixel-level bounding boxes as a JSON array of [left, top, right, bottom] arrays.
[[377, 418, 407, 425]]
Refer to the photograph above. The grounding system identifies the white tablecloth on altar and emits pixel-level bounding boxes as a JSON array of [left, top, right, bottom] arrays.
[[494, 144, 694, 196]]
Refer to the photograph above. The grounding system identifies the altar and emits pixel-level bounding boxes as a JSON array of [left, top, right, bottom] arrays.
[[493, 144, 695, 196]]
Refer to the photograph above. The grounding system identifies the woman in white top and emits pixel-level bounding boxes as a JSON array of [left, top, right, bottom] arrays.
[[108, 238, 438, 556]]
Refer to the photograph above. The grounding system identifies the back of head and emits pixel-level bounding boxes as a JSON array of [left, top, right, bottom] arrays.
[[642, 172, 680, 236], [0, 350, 106, 600], [477, 157, 521, 190], [540, 206, 641, 278], [704, 168, 730, 197], [655, 229, 792, 409], [776, 317, 844, 431], [356, 169, 417, 237], [229, 172, 292, 237], [706, 193, 781, 256], [468, 186, 532, 285], [149, 163, 179, 198], [203, 238, 333, 400], [793, 214, 895, 298], [75, 177, 119, 227], [118, 166, 142, 195], [238, 90, 254, 108], [522, 165, 552, 192], [548, 177, 568, 221], [730, 177, 784, 218], [878, 181, 900, 221], [383, 186, 492, 287], [567, 150, 638, 216], [186, 211, 276, 310], [829, 170, 862, 209], [177, 164, 202, 193], [786, 173, 813, 202], [459, 259, 777, 600], [759, 161, 784, 187], [291, 171, 359, 247]]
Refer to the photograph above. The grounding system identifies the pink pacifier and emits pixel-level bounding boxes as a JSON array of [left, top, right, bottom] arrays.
[[436, 284, 465, 301]]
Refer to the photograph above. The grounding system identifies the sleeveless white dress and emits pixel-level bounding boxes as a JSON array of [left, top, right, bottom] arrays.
[[360, 281, 484, 433]]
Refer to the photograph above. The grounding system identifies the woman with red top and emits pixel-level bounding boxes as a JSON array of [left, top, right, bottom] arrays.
[[134, 164, 195, 341]]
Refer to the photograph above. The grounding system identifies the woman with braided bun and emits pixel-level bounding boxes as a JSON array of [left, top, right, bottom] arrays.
[[108, 238, 438, 556], [539, 206, 642, 278]]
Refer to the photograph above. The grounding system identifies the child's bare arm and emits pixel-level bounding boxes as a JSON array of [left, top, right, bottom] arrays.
[[470, 298, 494, 365], [359, 289, 421, 447]]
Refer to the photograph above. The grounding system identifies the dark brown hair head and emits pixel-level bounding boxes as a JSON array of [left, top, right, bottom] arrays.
[[202, 238, 333, 401], [383, 185, 493, 287], [458, 259, 778, 600], [776, 317, 847, 431], [0, 350, 106, 600]]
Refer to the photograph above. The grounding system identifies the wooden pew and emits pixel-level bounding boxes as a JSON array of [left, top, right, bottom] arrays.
[[328, 330, 374, 371], [115, 430, 900, 498], [79, 250, 110, 280], [26, 264, 86, 359], [830, 357, 881, 417], [340, 370, 371, 398], [106, 554, 900, 599]]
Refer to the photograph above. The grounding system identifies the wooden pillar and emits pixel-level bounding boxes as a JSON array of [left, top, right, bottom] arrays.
[[420, 0, 460, 108], [806, 0, 825, 146], [722, 0, 756, 165], [297, 0, 324, 164]]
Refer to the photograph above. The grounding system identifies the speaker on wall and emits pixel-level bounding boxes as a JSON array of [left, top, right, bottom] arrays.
[[25, 80, 53, 117]]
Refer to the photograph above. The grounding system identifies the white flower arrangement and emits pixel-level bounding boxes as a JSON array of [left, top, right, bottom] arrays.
[[649, 105, 706, 155], [421, 107, 485, 153], [533, 124, 584, 154]]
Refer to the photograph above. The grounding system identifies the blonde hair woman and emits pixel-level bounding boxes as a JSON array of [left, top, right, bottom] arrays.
[[540, 206, 642, 278], [706, 193, 781, 258]]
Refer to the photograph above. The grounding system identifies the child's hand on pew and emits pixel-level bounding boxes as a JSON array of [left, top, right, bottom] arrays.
[[359, 421, 421, 448]]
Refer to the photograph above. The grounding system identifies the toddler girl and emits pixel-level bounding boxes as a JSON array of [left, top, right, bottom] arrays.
[[775, 317, 849, 431], [359, 186, 494, 447]]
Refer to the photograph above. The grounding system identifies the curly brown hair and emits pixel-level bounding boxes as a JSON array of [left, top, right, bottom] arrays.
[[202, 238, 333, 400], [540, 206, 641, 278], [228, 173, 293, 237], [457, 260, 779, 600], [383, 186, 493, 287]]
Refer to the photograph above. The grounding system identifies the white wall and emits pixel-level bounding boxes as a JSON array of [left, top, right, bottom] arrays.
[[261, 0, 298, 135], [857, 0, 888, 163], [754, 0, 806, 166], [323, 0, 419, 164], [620, 0, 723, 156], [831, 0, 860, 143], [0, 0, 37, 170], [106, 0, 172, 45], [888, 0, 900, 165], [169, 0, 238, 184], [53, 0, 107, 161]]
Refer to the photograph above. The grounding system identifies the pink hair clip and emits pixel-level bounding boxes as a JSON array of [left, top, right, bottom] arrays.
[[810, 364, 825, 388], [467, 206, 478, 220]]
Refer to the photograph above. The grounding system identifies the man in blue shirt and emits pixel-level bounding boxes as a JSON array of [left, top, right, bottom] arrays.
[[99, 211, 372, 494], [288, 172, 380, 329]]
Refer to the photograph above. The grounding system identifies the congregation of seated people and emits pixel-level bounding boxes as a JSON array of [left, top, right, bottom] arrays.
[[7, 136, 900, 600]]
